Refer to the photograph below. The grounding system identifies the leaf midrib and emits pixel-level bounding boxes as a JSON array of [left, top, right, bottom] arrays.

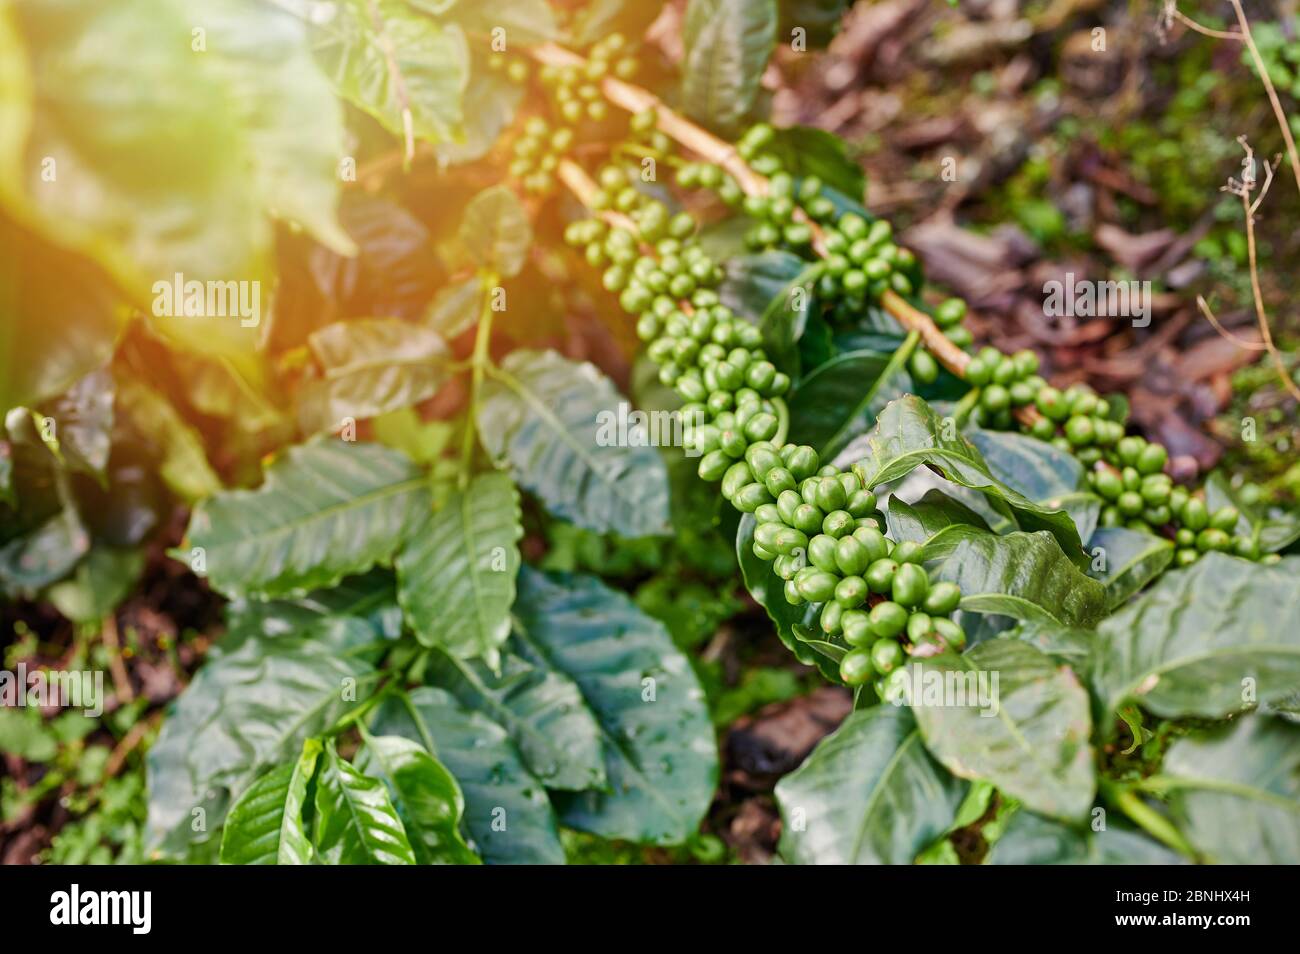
[[203, 474, 425, 550]]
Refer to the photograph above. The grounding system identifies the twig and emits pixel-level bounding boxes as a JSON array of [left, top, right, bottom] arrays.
[[103, 711, 160, 781], [1221, 139, 1300, 401], [1227, 0, 1300, 199], [100, 612, 134, 705], [543, 47, 1041, 424], [1195, 296, 1266, 350], [1161, 1, 1243, 40], [1163, 2, 1300, 200]]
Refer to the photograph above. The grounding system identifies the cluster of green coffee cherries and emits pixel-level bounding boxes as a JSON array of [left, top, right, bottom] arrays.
[[739, 443, 967, 694], [964, 345, 1046, 430], [537, 33, 637, 126], [962, 342, 1274, 564], [560, 170, 966, 693], [508, 116, 574, 196], [507, 34, 640, 196], [625, 108, 674, 161], [562, 165, 791, 414], [487, 51, 531, 85]]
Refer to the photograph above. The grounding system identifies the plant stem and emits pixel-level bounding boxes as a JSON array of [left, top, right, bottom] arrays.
[[771, 397, 790, 446], [1226, 0, 1300, 199], [1099, 778, 1199, 860], [951, 385, 982, 429], [458, 271, 497, 490]]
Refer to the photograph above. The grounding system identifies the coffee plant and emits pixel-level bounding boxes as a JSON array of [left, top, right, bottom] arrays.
[[2, 0, 1298, 865]]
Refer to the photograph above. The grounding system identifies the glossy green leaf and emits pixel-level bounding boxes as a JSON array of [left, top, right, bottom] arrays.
[[9, 0, 350, 368], [195, 0, 354, 255], [1091, 553, 1300, 719], [719, 250, 804, 316], [370, 687, 565, 864], [37, 368, 113, 477], [789, 349, 912, 458], [1004, 620, 1096, 671], [7, 0, 258, 294], [478, 350, 670, 538], [986, 811, 1187, 864], [0, 218, 124, 414], [146, 638, 377, 857], [183, 439, 428, 599], [311, 0, 468, 146], [425, 275, 483, 339], [219, 570, 401, 661], [421, 646, 605, 791], [887, 489, 991, 546], [314, 742, 416, 865], [219, 738, 322, 865], [765, 124, 864, 201], [44, 545, 143, 626], [775, 707, 964, 864], [1047, 492, 1102, 547], [435, 65, 523, 166], [909, 639, 1096, 822], [1160, 715, 1300, 864], [681, 0, 778, 134], [356, 734, 479, 865], [395, 471, 521, 668], [115, 376, 221, 504], [851, 396, 1087, 567], [225, 569, 402, 642], [459, 185, 532, 278], [966, 427, 1083, 501], [514, 567, 718, 845], [569, 0, 665, 46], [935, 531, 1108, 628], [1085, 526, 1174, 609], [298, 318, 448, 434], [0, 502, 89, 596]]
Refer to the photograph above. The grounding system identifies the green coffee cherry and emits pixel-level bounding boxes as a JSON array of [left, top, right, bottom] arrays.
[[822, 510, 854, 538], [1182, 498, 1209, 531], [839, 648, 874, 686], [891, 541, 922, 564], [933, 618, 966, 651], [922, 581, 961, 616], [871, 638, 904, 673], [721, 462, 753, 498], [865, 558, 898, 593], [906, 613, 933, 643], [835, 576, 868, 608], [834, 536, 870, 576], [733, 483, 772, 512], [698, 451, 729, 482], [891, 563, 929, 607], [796, 571, 839, 603], [853, 526, 891, 563], [842, 610, 873, 647], [821, 601, 843, 635], [869, 601, 908, 638], [1136, 443, 1168, 475], [1210, 506, 1240, 533], [808, 535, 839, 573]]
